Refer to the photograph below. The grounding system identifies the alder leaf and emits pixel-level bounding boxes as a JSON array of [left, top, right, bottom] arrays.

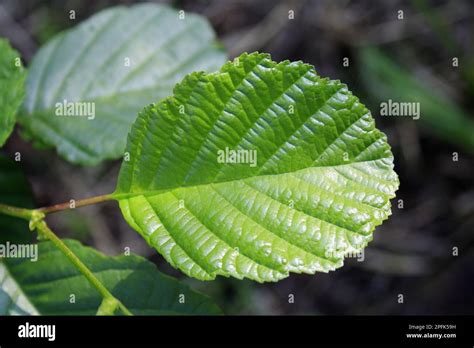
[[114, 52, 399, 283], [0, 38, 26, 147], [19, 3, 226, 165], [1, 239, 221, 315]]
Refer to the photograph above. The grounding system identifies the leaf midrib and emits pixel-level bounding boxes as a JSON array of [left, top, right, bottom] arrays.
[[112, 158, 393, 200]]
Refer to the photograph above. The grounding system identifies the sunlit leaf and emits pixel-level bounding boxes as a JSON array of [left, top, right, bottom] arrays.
[[115, 52, 399, 282]]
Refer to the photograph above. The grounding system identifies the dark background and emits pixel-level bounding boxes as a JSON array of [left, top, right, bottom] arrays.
[[1, 0, 473, 315]]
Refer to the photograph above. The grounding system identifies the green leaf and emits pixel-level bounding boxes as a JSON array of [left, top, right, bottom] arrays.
[[0, 38, 26, 147], [0, 155, 33, 245], [0, 156, 219, 314], [114, 52, 399, 283], [2, 239, 221, 315], [19, 3, 226, 165], [0, 263, 38, 315]]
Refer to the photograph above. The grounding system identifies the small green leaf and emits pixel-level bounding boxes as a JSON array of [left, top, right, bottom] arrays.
[[2, 239, 221, 315], [19, 3, 226, 165], [0, 38, 26, 147], [115, 52, 399, 283]]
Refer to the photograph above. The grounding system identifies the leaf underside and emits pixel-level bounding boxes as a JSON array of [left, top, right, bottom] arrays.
[[115, 52, 399, 283], [0, 263, 38, 315], [0, 38, 25, 147], [19, 3, 226, 165], [2, 240, 221, 315]]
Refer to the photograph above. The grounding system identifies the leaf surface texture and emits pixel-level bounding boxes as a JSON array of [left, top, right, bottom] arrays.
[[19, 4, 226, 165], [115, 52, 399, 282]]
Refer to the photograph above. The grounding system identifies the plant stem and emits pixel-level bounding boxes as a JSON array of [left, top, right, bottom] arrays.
[[96, 297, 121, 316], [38, 193, 114, 214], [35, 220, 133, 316], [0, 203, 36, 221], [0, 197, 132, 315]]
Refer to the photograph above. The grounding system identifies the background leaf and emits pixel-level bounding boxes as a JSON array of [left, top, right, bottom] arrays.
[[0, 38, 26, 147], [115, 52, 399, 283], [0, 263, 38, 315], [359, 46, 474, 152], [19, 3, 226, 165], [2, 239, 221, 315]]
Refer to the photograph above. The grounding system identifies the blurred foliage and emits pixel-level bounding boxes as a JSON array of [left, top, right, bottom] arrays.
[[0, 155, 33, 245], [360, 46, 474, 152], [34, 8, 67, 44]]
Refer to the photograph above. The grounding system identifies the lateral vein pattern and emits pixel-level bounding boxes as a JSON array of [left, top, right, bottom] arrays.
[[115, 52, 399, 282]]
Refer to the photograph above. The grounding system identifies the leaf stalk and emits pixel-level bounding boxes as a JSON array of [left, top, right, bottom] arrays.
[[34, 220, 133, 316], [0, 196, 132, 316], [0, 203, 36, 220], [37, 193, 114, 214]]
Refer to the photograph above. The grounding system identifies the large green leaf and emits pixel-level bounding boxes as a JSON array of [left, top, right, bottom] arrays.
[[0, 38, 26, 147], [19, 3, 226, 165], [0, 155, 33, 245], [114, 52, 399, 283], [2, 239, 221, 315]]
